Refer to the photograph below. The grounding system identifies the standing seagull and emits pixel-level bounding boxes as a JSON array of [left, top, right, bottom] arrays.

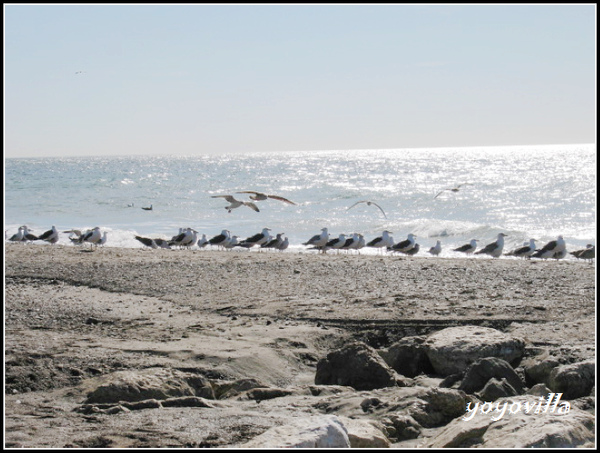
[[532, 235, 566, 260], [236, 191, 296, 205], [434, 183, 473, 199], [346, 200, 387, 219], [208, 229, 231, 249], [238, 228, 272, 248], [475, 233, 508, 258], [428, 240, 442, 256], [303, 227, 329, 248], [8, 227, 25, 242], [367, 230, 394, 253], [506, 238, 536, 259], [212, 195, 260, 213], [570, 244, 595, 263], [197, 234, 209, 249], [389, 234, 417, 253], [22, 226, 38, 242], [80, 227, 102, 249], [36, 225, 59, 244], [453, 239, 479, 255], [323, 233, 347, 254]]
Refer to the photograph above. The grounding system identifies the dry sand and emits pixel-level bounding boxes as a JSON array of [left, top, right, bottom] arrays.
[[4, 243, 596, 447]]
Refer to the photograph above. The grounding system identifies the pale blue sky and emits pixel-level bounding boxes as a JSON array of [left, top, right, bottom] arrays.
[[4, 4, 596, 158]]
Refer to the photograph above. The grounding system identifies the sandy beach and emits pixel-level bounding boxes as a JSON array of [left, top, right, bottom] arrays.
[[4, 243, 596, 448]]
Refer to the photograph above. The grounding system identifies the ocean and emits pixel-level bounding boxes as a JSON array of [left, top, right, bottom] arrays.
[[4, 144, 596, 258]]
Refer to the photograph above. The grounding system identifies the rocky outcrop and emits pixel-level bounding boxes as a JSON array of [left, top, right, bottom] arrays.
[[315, 341, 402, 390], [458, 357, 524, 395], [425, 395, 595, 448], [547, 359, 595, 399], [423, 326, 526, 376], [379, 335, 435, 378]]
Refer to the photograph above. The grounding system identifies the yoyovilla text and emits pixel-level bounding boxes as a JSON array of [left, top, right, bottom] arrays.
[[463, 393, 570, 422]]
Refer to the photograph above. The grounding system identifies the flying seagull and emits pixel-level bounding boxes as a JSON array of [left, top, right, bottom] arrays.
[[434, 183, 474, 199], [347, 200, 387, 219], [236, 191, 296, 205], [212, 195, 260, 213]]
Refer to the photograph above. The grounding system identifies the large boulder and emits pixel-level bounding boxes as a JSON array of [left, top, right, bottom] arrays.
[[241, 415, 351, 448], [458, 357, 524, 395], [547, 359, 595, 399], [315, 342, 401, 390], [423, 326, 525, 376], [379, 336, 435, 378]]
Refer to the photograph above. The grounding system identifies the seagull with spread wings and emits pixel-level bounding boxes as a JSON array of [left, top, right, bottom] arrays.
[[212, 195, 260, 213], [236, 191, 296, 205], [346, 200, 387, 218], [434, 183, 474, 199]]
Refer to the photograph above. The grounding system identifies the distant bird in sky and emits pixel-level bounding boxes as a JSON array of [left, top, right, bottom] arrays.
[[75, 71, 85, 74], [434, 183, 474, 199], [212, 195, 260, 213], [346, 200, 387, 219], [142, 204, 153, 211], [236, 191, 296, 205]]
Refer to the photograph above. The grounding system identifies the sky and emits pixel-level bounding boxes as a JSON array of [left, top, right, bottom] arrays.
[[4, 4, 596, 158]]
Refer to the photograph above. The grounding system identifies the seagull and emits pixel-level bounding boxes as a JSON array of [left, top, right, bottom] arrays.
[[389, 234, 417, 253], [22, 226, 38, 242], [506, 238, 536, 259], [8, 227, 25, 242], [80, 227, 102, 249], [303, 227, 329, 250], [208, 229, 231, 248], [453, 239, 479, 255], [63, 229, 83, 239], [428, 240, 442, 256], [127, 203, 135, 208], [367, 230, 394, 253], [223, 235, 240, 250], [212, 195, 260, 213], [323, 233, 347, 253], [197, 234, 209, 249], [135, 235, 160, 249], [236, 191, 296, 205], [238, 228, 272, 248], [475, 233, 508, 258], [346, 200, 387, 219], [434, 183, 473, 199], [169, 228, 196, 248], [403, 243, 420, 256], [532, 235, 566, 260], [570, 244, 595, 263], [262, 233, 285, 251], [142, 204, 153, 211], [154, 238, 172, 249], [277, 235, 289, 251], [36, 225, 59, 244]]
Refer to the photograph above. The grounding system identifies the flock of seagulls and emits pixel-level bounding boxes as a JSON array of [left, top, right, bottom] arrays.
[[5, 223, 595, 263]]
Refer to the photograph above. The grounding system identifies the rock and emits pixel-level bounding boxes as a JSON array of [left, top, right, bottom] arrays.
[[379, 336, 435, 378], [315, 341, 400, 390], [84, 368, 214, 404], [523, 356, 560, 386], [458, 357, 524, 395], [213, 378, 267, 399], [547, 359, 595, 399], [527, 383, 552, 396], [381, 414, 422, 441], [338, 416, 391, 448], [242, 387, 293, 402], [161, 396, 215, 408], [426, 395, 595, 448], [240, 415, 351, 448], [423, 326, 525, 376], [476, 377, 519, 401]]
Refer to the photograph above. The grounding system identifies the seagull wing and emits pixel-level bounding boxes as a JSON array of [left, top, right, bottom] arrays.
[[267, 194, 296, 205], [370, 201, 387, 219], [347, 201, 364, 211], [236, 191, 261, 196], [434, 190, 447, 199], [212, 195, 236, 203], [244, 202, 260, 212]]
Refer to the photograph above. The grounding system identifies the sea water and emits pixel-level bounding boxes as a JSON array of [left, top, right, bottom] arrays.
[[4, 144, 596, 257]]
